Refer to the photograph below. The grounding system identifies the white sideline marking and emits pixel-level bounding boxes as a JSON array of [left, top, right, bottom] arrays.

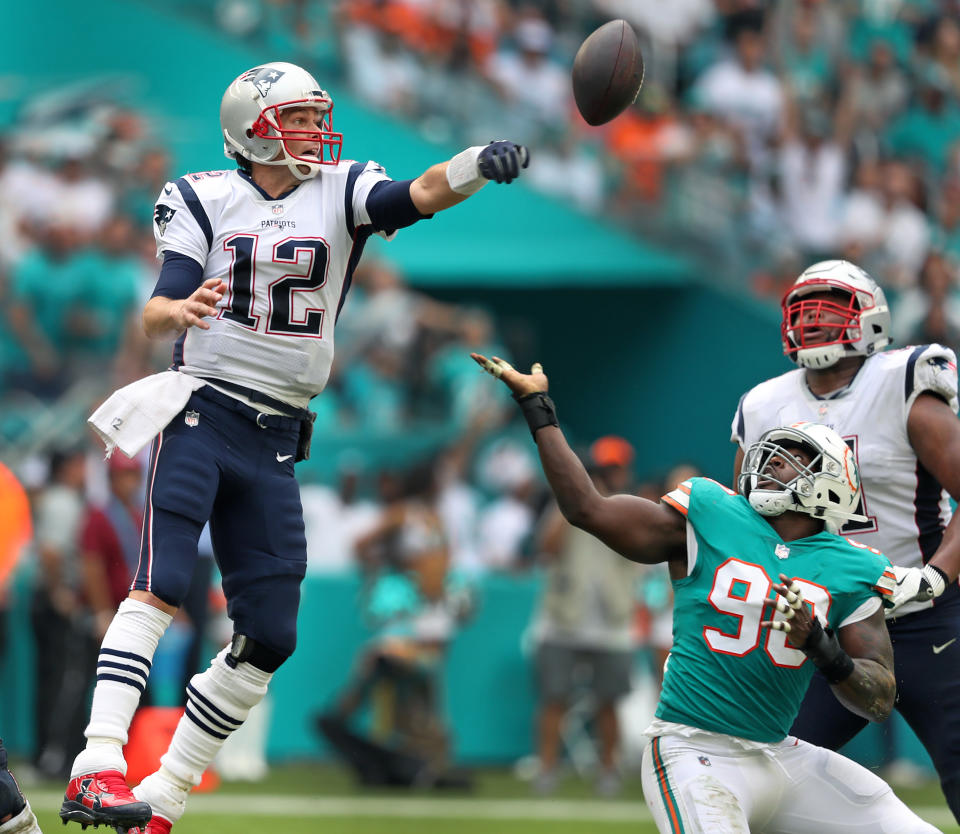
[[28, 792, 957, 828]]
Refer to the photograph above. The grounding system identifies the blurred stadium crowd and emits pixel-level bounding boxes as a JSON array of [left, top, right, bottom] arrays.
[[2, 0, 957, 793]]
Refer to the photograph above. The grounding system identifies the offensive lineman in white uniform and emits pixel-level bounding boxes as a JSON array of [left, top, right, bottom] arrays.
[[59, 62, 530, 834], [732, 259, 960, 822]]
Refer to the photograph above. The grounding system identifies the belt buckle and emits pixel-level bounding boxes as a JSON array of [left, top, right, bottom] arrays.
[[256, 412, 269, 428]]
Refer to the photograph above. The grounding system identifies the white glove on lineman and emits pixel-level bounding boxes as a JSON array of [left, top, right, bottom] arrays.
[[771, 580, 804, 633], [887, 564, 947, 612]]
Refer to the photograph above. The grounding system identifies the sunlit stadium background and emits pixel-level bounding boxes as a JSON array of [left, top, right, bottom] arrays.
[[1, 1, 959, 831]]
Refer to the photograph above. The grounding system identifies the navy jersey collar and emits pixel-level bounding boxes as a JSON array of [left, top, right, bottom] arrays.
[[237, 169, 301, 201]]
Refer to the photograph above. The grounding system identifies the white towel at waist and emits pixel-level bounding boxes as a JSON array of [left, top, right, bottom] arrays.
[[89, 370, 207, 458]]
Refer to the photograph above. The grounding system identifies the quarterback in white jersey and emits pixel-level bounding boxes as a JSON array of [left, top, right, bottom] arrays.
[[61, 62, 531, 834], [153, 160, 399, 407], [731, 259, 960, 823]]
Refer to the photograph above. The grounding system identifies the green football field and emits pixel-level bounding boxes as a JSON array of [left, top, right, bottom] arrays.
[[24, 763, 960, 833]]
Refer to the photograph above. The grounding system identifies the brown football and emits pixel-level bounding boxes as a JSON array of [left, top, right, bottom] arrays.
[[572, 19, 644, 126]]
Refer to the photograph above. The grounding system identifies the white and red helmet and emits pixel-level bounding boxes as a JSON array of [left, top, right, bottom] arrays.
[[781, 260, 892, 369], [739, 421, 865, 533], [220, 61, 342, 181]]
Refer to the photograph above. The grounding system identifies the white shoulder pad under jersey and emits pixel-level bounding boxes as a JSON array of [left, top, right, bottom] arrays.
[[152, 161, 396, 408], [731, 347, 956, 614], [908, 343, 958, 414]]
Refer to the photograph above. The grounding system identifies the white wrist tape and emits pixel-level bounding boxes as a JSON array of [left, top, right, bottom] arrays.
[[446, 146, 487, 195]]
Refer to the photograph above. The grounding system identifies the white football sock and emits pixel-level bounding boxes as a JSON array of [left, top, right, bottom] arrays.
[[71, 598, 172, 778], [134, 648, 271, 822]]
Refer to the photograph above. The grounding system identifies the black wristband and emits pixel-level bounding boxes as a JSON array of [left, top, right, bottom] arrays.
[[803, 619, 855, 684], [515, 391, 558, 437], [929, 564, 949, 585]]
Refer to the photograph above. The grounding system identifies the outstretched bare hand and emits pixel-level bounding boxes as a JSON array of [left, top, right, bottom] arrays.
[[470, 353, 548, 398]]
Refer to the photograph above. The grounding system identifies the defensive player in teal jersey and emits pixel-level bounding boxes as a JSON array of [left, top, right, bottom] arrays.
[[471, 352, 940, 834]]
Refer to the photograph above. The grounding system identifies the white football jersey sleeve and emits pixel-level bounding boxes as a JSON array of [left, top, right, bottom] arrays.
[[152, 162, 395, 409], [732, 346, 958, 616]]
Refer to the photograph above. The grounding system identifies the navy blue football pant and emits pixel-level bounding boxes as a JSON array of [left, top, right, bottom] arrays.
[[791, 591, 960, 823], [132, 386, 307, 660]]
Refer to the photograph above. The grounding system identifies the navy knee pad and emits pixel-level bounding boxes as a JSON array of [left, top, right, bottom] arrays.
[[225, 573, 302, 661]]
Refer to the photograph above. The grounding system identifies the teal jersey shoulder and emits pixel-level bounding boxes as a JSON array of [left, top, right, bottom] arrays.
[[657, 477, 892, 742]]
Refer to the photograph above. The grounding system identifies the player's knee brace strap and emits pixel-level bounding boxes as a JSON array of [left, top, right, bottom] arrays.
[[226, 633, 288, 673], [803, 620, 855, 684], [185, 649, 272, 739]]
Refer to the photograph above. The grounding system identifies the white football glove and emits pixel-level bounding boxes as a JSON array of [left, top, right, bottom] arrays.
[[771, 580, 804, 633], [887, 564, 948, 612]]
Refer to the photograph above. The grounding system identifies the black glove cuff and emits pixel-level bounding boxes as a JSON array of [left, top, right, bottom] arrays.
[[515, 391, 558, 437], [803, 619, 855, 684], [928, 564, 949, 585]]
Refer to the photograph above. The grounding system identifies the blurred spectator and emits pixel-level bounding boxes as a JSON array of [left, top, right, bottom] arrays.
[[79, 452, 144, 643], [777, 99, 849, 260], [7, 224, 83, 396], [342, 25, 422, 118], [48, 156, 114, 240], [884, 63, 960, 177], [892, 251, 960, 352], [932, 177, 960, 263], [31, 445, 94, 779], [839, 159, 930, 288], [691, 10, 784, 173], [840, 35, 909, 160], [606, 86, 695, 207], [773, 0, 838, 107], [301, 454, 380, 573], [476, 439, 539, 572], [319, 459, 473, 788], [528, 436, 640, 797], [484, 14, 571, 141], [526, 128, 607, 213]]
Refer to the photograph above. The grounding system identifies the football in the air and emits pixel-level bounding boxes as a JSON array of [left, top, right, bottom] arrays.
[[572, 19, 644, 126]]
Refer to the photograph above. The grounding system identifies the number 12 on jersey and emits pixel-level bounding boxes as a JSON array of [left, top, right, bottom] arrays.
[[221, 233, 330, 337], [705, 558, 831, 668]]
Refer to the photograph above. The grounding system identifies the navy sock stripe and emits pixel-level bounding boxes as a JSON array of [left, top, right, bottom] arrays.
[[97, 660, 149, 681], [187, 695, 239, 734], [184, 704, 229, 740], [100, 648, 152, 670], [186, 683, 242, 726], [97, 673, 145, 693]]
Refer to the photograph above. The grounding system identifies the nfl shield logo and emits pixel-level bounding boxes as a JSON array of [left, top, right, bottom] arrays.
[[184, 410, 200, 427], [698, 756, 711, 767], [272, 204, 284, 215], [775, 543, 790, 560]]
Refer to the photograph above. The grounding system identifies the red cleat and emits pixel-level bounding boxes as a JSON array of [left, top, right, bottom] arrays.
[[59, 770, 152, 831]]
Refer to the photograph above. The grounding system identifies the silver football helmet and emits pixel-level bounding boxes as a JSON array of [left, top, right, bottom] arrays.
[[739, 421, 866, 533], [781, 260, 891, 369], [220, 62, 342, 181]]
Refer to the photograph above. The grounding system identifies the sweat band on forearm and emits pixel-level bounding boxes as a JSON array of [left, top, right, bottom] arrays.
[[803, 619, 856, 684], [515, 391, 559, 437], [445, 146, 487, 195]]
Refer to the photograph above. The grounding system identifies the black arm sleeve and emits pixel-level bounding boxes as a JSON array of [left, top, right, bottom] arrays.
[[151, 251, 205, 300], [365, 179, 434, 233]]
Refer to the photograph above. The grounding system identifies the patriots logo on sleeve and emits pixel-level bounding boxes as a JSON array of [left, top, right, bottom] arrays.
[[154, 204, 177, 236], [242, 66, 285, 97]]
